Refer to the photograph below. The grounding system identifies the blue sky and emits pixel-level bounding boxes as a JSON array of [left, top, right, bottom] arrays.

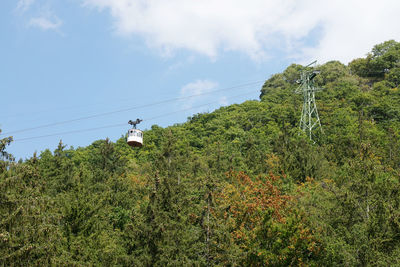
[[1, 0, 399, 160]]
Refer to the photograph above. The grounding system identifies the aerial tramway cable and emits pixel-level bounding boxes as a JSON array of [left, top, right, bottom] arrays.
[[12, 90, 258, 142], [1, 80, 263, 137]]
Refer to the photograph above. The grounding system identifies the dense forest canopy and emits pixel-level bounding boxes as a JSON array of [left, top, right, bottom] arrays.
[[1, 40, 400, 266]]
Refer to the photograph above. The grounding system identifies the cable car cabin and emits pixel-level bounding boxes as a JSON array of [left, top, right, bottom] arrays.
[[127, 129, 143, 147]]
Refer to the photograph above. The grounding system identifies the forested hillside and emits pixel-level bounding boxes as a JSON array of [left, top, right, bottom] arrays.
[[1, 40, 400, 266]]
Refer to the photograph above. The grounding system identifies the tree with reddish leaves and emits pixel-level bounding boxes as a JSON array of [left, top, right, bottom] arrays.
[[214, 171, 321, 265]]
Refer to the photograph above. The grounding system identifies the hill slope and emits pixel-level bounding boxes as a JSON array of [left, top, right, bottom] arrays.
[[1, 40, 400, 265]]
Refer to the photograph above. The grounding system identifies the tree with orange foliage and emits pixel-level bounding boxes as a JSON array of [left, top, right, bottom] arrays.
[[214, 171, 321, 265]]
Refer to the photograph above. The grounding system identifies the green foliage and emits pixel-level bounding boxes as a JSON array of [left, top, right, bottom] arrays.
[[1, 40, 400, 265], [0, 161, 62, 265], [0, 131, 13, 172], [349, 40, 400, 78]]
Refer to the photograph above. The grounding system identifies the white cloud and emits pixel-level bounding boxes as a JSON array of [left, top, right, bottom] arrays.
[[16, 0, 35, 12], [180, 80, 218, 109], [83, 0, 400, 63], [298, 0, 400, 63], [15, 1, 63, 32], [29, 15, 62, 31]]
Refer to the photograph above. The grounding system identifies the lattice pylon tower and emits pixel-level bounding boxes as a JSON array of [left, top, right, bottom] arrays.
[[295, 61, 322, 141]]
